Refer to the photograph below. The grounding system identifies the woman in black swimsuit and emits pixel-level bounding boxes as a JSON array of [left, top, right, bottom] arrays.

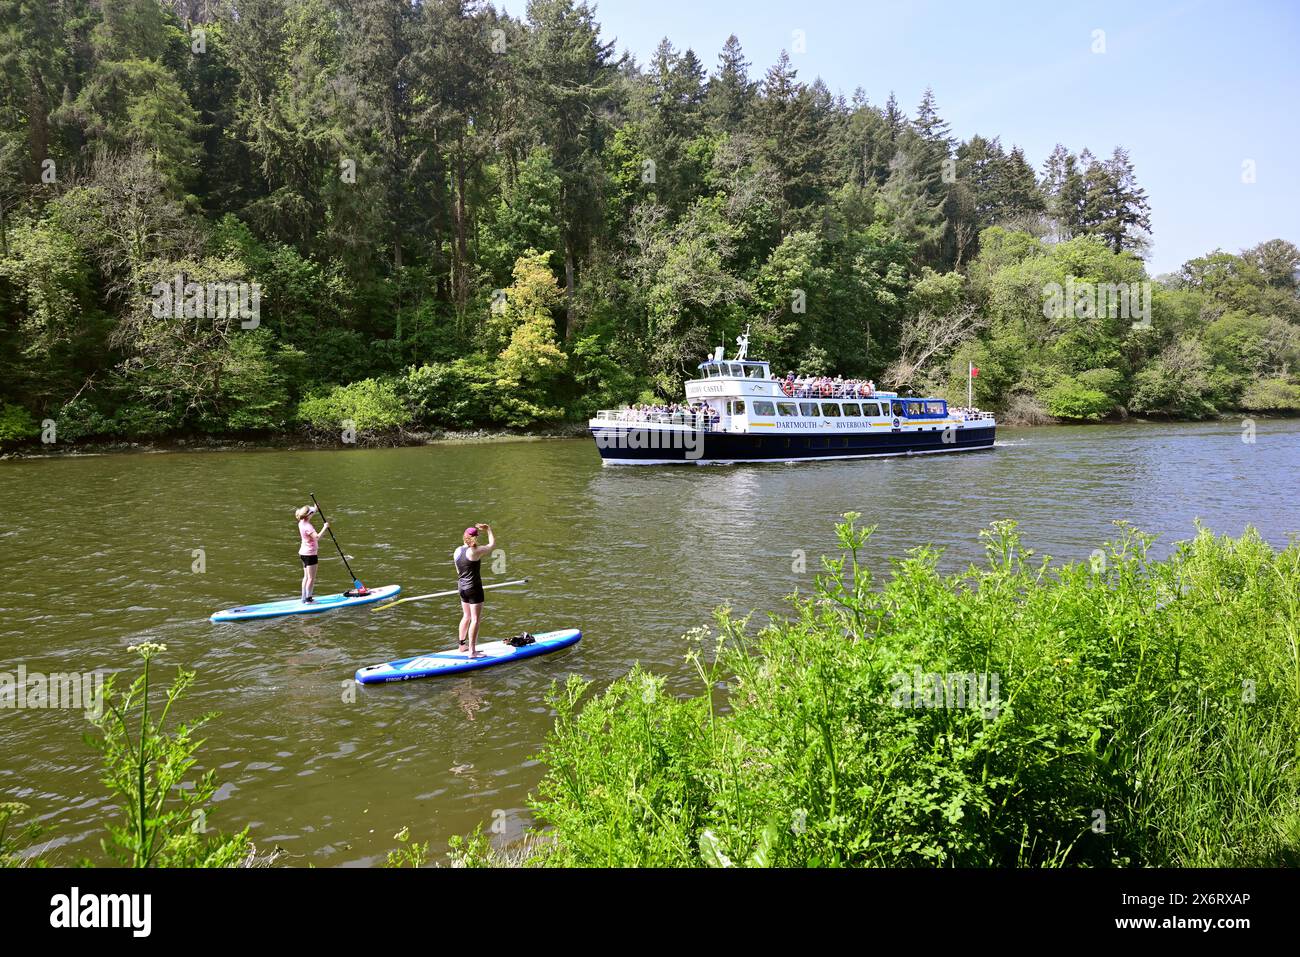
[[454, 523, 495, 657]]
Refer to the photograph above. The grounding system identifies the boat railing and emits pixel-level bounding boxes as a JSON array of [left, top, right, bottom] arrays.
[[786, 385, 888, 400], [592, 409, 722, 431]]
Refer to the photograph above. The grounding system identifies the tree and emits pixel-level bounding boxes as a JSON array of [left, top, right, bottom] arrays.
[[523, 0, 620, 337], [1094, 147, 1151, 253], [0, 0, 68, 184], [705, 35, 753, 132], [754, 52, 830, 225], [1242, 239, 1300, 290], [494, 250, 567, 422], [884, 301, 983, 391], [53, 0, 203, 195]]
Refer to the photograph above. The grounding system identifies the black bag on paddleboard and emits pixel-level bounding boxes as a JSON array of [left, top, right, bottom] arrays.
[[505, 632, 536, 647]]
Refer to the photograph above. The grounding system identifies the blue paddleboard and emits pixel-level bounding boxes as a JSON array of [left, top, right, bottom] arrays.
[[355, 628, 581, 684], [210, 584, 401, 622]]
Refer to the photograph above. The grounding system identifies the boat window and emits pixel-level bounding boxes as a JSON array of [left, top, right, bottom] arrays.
[[725, 364, 740, 377], [729, 400, 746, 415], [892, 401, 905, 417], [799, 402, 818, 416], [822, 403, 841, 417], [777, 402, 798, 417], [927, 401, 945, 415], [753, 401, 776, 416], [705, 364, 720, 379], [842, 402, 862, 417], [862, 402, 882, 416], [907, 401, 925, 416]]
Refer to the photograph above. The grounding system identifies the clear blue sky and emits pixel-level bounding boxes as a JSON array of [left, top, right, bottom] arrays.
[[503, 0, 1299, 276]]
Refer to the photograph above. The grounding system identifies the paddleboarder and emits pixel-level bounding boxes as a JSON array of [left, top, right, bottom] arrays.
[[454, 523, 495, 657], [296, 504, 330, 603]]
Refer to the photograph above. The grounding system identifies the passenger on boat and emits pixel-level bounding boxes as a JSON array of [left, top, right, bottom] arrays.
[[612, 401, 717, 428], [783, 374, 877, 399]]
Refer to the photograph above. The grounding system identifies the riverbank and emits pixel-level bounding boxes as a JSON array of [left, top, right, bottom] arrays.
[[6, 410, 1296, 460], [0, 422, 593, 460]]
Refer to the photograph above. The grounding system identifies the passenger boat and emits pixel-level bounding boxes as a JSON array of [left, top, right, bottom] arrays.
[[588, 331, 996, 465]]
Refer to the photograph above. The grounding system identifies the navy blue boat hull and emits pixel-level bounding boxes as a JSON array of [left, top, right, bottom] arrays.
[[590, 425, 996, 463]]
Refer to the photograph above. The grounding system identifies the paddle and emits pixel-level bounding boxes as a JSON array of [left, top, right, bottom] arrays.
[[309, 492, 365, 593], [374, 578, 529, 611]]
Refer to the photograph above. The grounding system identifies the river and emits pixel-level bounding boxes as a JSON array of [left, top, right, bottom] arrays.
[[1, 419, 1297, 864]]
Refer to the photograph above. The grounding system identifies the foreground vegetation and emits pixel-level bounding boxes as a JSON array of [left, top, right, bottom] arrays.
[[1, 643, 252, 867], [461, 516, 1300, 867], [2, 1, 1298, 448]]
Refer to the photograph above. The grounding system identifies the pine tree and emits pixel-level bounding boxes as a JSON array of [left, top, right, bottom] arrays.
[[1096, 147, 1151, 253], [914, 87, 954, 154], [705, 34, 752, 131], [998, 145, 1045, 222], [755, 52, 829, 225], [882, 91, 904, 144], [523, 0, 620, 336]]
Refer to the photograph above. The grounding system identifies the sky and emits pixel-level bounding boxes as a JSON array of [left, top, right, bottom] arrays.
[[500, 0, 1300, 276]]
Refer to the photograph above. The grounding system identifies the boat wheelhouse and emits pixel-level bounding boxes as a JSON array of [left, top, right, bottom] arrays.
[[588, 331, 996, 465]]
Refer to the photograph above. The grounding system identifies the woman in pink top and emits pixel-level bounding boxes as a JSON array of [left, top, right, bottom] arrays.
[[294, 505, 330, 603]]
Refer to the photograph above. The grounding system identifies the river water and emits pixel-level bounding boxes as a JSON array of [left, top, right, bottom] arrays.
[[1, 420, 1297, 865]]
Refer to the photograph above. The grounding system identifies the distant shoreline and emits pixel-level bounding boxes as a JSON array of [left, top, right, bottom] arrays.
[[0, 423, 591, 460], [3, 412, 1295, 460]]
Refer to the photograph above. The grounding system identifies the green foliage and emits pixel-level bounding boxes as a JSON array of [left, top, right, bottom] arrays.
[[446, 826, 497, 868], [86, 642, 251, 867], [1076, 367, 1125, 400], [567, 334, 643, 417], [1129, 341, 1217, 418], [384, 826, 430, 868], [401, 358, 499, 429], [489, 252, 568, 424], [479, 149, 563, 285], [48, 398, 116, 442], [297, 377, 410, 435], [0, 802, 44, 867], [106, 398, 182, 438], [964, 229, 1300, 420], [1240, 377, 1300, 411], [0, 403, 38, 442], [203, 331, 297, 433], [1044, 376, 1113, 420], [511, 516, 1300, 867]]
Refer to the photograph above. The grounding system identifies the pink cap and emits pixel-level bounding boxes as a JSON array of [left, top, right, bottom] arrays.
[[465, 526, 479, 536]]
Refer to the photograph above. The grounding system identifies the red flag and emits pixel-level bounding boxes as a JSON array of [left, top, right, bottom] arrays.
[[970, 366, 980, 377]]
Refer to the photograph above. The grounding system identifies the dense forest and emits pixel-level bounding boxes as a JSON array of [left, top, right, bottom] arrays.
[[1, 0, 1298, 445]]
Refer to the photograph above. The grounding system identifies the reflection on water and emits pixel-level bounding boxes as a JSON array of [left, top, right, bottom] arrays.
[[0, 419, 1297, 864]]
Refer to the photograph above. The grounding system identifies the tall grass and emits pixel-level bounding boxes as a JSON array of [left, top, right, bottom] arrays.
[[499, 516, 1300, 867]]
